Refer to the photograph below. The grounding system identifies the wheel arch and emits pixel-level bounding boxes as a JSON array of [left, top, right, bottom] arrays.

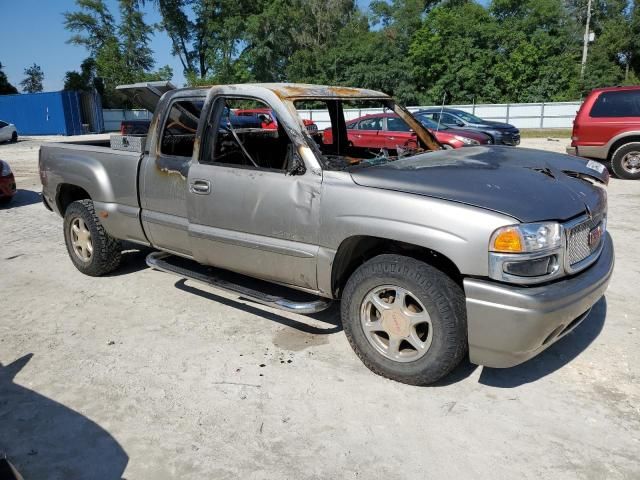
[[56, 183, 91, 215], [330, 235, 463, 298], [607, 134, 640, 161]]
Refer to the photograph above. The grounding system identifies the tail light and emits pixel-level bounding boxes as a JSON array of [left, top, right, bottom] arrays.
[[120, 123, 126, 135]]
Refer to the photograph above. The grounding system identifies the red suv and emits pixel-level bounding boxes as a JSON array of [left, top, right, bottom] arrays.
[[567, 86, 640, 179]]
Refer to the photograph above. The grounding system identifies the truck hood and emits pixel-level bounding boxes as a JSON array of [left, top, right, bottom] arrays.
[[349, 146, 608, 223]]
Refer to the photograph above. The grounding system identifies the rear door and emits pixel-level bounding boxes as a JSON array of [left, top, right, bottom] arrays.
[[384, 116, 415, 149], [351, 117, 383, 148], [186, 92, 322, 290], [138, 94, 204, 257]]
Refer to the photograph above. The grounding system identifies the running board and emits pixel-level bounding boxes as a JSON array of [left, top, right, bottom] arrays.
[[146, 252, 333, 314]]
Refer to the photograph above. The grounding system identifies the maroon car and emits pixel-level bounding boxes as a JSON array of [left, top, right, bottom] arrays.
[[323, 113, 492, 150], [0, 159, 16, 204]]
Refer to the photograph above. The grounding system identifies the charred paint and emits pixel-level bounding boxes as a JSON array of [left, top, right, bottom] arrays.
[[155, 155, 190, 179]]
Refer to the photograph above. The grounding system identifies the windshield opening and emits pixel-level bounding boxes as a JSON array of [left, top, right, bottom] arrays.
[[293, 99, 441, 170]]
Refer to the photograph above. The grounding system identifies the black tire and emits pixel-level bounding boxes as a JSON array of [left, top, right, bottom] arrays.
[[611, 142, 640, 180], [341, 254, 467, 385], [10, 131, 17, 143], [63, 199, 122, 276], [0, 196, 11, 205]]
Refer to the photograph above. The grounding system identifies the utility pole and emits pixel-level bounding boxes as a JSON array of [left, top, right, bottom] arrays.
[[580, 0, 593, 78]]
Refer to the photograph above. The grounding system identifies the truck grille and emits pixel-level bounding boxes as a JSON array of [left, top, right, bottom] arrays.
[[566, 213, 605, 269]]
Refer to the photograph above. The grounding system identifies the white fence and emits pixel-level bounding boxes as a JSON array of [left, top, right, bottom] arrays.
[[104, 101, 581, 132], [297, 102, 582, 131], [103, 109, 153, 132]]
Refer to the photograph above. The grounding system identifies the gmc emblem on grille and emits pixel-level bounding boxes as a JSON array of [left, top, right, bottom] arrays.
[[588, 224, 603, 248]]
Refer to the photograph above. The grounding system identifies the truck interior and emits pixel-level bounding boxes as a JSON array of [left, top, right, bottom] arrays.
[[293, 99, 439, 170], [200, 98, 297, 171]]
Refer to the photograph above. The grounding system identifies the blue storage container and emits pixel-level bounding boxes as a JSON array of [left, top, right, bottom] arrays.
[[0, 90, 88, 135]]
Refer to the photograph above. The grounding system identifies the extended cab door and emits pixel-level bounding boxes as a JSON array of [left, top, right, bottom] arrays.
[[186, 91, 322, 290], [138, 93, 205, 257]]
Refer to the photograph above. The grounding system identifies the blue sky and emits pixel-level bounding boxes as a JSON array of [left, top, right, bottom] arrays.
[[1, 0, 488, 92]]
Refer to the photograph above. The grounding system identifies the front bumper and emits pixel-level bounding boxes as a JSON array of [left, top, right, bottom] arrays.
[[497, 132, 520, 146], [464, 233, 614, 368], [0, 174, 16, 199]]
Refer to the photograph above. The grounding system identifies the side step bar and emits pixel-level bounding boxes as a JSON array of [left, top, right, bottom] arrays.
[[146, 252, 333, 315]]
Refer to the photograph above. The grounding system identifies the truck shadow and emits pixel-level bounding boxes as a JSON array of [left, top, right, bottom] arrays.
[[0, 354, 128, 479], [0, 189, 41, 209], [434, 297, 607, 388], [175, 279, 343, 335], [478, 297, 607, 388], [106, 244, 155, 277]]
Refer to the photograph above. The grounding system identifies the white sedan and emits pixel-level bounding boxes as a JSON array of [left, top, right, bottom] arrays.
[[0, 120, 17, 143]]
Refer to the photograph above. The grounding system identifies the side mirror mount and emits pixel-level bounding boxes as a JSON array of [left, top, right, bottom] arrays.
[[456, 120, 465, 127]]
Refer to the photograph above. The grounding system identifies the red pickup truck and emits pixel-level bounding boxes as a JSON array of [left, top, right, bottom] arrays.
[[322, 113, 491, 150], [567, 86, 640, 179]]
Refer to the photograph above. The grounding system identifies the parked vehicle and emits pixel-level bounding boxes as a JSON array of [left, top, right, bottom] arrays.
[[40, 82, 613, 385], [236, 108, 320, 137], [417, 108, 520, 146], [567, 86, 640, 180], [322, 113, 491, 150], [120, 119, 151, 135], [0, 120, 18, 143], [0, 159, 16, 204], [415, 115, 492, 148]]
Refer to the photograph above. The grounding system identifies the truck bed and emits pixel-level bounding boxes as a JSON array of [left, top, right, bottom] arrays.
[[40, 141, 147, 245]]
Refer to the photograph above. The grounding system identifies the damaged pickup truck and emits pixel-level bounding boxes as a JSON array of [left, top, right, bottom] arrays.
[[39, 82, 614, 385]]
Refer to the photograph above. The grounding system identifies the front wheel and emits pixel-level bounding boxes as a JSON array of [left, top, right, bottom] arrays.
[[611, 142, 640, 180], [341, 254, 467, 385], [63, 199, 122, 276]]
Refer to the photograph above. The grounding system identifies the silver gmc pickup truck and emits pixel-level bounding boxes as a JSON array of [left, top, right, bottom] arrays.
[[39, 82, 614, 385]]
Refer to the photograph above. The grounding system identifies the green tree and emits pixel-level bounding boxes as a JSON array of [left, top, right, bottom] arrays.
[[0, 62, 18, 95], [489, 0, 581, 101], [409, 1, 501, 103], [65, 0, 172, 107], [64, 0, 116, 56], [64, 57, 104, 94], [20, 63, 44, 93]]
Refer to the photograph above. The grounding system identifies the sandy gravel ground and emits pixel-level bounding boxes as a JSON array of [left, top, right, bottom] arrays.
[[0, 135, 638, 479]]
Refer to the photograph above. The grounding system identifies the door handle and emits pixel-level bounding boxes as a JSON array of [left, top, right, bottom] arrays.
[[190, 179, 211, 194]]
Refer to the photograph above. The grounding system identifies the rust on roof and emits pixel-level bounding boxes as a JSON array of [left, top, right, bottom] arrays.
[[173, 83, 389, 99]]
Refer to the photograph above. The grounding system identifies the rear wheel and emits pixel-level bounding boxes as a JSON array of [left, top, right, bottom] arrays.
[[341, 254, 467, 385], [63, 199, 122, 276], [10, 131, 17, 143], [611, 142, 640, 180]]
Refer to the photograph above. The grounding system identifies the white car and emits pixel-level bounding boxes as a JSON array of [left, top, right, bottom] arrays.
[[0, 120, 17, 143]]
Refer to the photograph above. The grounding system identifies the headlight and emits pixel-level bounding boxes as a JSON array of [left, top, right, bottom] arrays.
[[491, 222, 562, 253], [489, 222, 563, 284], [453, 135, 479, 146], [0, 161, 11, 177]]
